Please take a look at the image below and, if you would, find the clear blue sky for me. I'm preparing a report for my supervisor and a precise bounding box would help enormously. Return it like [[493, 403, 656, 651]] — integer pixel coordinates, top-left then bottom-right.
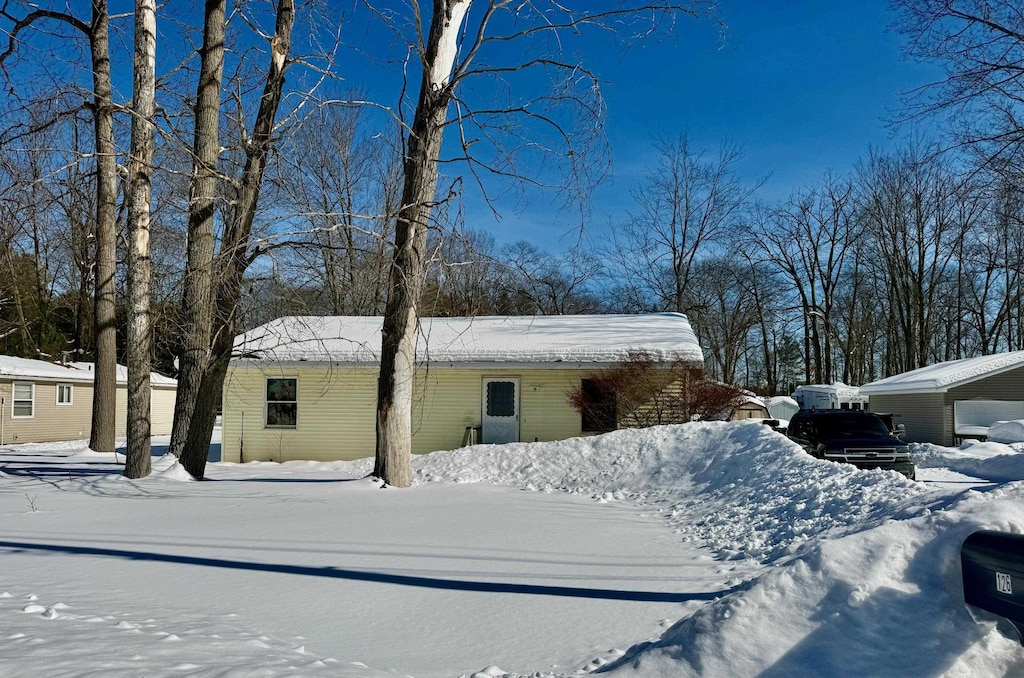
[[199, 0, 945, 252], [391, 0, 944, 250]]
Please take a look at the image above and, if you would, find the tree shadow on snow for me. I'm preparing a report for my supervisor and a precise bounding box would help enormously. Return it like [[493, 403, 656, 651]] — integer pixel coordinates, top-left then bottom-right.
[[0, 463, 116, 480], [0, 539, 739, 603], [145, 441, 221, 462]]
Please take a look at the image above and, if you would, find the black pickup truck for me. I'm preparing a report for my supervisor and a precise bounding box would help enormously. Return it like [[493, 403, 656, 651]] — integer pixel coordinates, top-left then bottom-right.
[[787, 409, 916, 480]]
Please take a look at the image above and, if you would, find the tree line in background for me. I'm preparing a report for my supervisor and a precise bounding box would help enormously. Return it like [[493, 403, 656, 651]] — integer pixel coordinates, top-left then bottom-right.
[[0, 0, 1021, 485], [250, 131, 1024, 397]]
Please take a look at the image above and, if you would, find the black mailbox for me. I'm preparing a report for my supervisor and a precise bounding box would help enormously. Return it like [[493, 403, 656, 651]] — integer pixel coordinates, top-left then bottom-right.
[[961, 530, 1024, 643]]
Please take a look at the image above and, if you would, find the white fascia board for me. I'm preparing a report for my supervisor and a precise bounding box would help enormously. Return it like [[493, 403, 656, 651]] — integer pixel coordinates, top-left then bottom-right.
[[858, 384, 950, 396]]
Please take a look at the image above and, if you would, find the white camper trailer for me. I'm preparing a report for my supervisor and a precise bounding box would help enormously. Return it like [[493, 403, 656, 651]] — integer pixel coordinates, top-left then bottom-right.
[[792, 383, 868, 411]]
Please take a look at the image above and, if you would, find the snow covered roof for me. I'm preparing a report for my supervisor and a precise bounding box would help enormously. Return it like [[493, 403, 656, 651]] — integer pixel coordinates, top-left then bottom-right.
[[736, 390, 766, 408], [793, 382, 863, 397], [764, 396, 799, 409], [0, 355, 176, 387], [860, 351, 1024, 395], [233, 314, 704, 366]]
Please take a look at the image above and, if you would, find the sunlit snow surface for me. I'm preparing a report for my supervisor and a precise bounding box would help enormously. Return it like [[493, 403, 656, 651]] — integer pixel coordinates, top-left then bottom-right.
[[2, 423, 1024, 677]]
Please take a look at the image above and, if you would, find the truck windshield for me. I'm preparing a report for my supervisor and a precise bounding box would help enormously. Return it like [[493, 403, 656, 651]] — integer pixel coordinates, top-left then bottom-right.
[[816, 415, 891, 439]]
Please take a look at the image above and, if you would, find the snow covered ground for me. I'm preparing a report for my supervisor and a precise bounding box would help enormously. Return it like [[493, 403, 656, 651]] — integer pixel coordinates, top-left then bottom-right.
[[2, 421, 1024, 677]]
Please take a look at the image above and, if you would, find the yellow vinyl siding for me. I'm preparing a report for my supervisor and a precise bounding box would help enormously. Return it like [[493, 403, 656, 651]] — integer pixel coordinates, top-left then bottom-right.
[[221, 364, 375, 463], [0, 378, 177, 444], [516, 371, 585, 442], [2, 380, 93, 443], [115, 386, 128, 436], [150, 386, 176, 435], [221, 364, 592, 463]]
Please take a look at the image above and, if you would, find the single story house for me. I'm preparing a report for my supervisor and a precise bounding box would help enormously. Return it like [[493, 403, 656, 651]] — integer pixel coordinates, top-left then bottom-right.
[[860, 351, 1024, 445], [222, 313, 704, 463], [0, 356, 177, 445]]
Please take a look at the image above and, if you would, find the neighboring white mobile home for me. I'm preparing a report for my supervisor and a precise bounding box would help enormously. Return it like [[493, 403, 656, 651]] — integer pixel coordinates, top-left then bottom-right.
[[223, 314, 705, 463], [0, 356, 177, 444], [792, 383, 868, 411]]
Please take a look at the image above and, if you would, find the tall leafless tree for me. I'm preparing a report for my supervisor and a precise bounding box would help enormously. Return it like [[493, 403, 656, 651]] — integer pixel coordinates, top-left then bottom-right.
[[607, 136, 755, 314], [174, 0, 295, 480], [746, 176, 859, 384], [124, 0, 157, 478], [894, 0, 1024, 169], [89, 0, 119, 455], [167, 0, 227, 462], [856, 143, 972, 373], [373, 1, 716, 487], [0, 0, 120, 453]]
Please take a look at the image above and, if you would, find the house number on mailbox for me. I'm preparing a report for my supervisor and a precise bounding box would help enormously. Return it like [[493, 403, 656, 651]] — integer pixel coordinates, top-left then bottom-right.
[[996, 571, 1013, 595]]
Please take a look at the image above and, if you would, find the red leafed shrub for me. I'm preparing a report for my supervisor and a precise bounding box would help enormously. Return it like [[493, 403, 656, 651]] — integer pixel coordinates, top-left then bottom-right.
[[567, 351, 746, 430]]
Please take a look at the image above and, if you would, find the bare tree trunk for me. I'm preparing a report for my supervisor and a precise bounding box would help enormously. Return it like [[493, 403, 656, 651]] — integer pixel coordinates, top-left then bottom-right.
[[0, 4, 118, 448], [375, 0, 472, 488], [89, 0, 118, 453], [169, 0, 227, 461], [177, 0, 294, 479], [124, 0, 157, 479]]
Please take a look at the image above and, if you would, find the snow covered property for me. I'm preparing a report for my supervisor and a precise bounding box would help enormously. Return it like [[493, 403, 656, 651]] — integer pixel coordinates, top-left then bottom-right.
[[3, 422, 1024, 676], [0, 355, 177, 444], [222, 313, 704, 462], [861, 351, 1024, 445]]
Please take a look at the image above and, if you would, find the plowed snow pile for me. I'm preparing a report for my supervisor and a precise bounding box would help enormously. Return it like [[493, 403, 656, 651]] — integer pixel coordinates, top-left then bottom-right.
[[2, 421, 1024, 677]]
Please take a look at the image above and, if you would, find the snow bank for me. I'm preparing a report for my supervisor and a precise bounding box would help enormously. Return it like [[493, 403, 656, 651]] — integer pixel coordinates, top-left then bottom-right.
[[601, 484, 1024, 677], [415, 421, 925, 562], [414, 424, 1024, 676], [988, 420, 1024, 444], [914, 441, 1024, 483], [7, 422, 1024, 676]]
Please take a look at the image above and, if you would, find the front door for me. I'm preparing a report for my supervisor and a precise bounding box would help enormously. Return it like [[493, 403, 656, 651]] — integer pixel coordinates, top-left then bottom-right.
[[482, 378, 520, 444]]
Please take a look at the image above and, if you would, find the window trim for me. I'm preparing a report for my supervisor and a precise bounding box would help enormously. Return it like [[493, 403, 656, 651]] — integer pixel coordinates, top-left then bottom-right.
[[56, 382, 74, 406], [264, 376, 298, 429], [12, 381, 35, 419]]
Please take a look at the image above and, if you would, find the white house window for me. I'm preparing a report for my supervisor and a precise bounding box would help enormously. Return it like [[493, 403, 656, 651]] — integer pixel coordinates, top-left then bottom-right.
[[266, 377, 297, 428], [57, 383, 73, 406], [12, 382, 34, 418]]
